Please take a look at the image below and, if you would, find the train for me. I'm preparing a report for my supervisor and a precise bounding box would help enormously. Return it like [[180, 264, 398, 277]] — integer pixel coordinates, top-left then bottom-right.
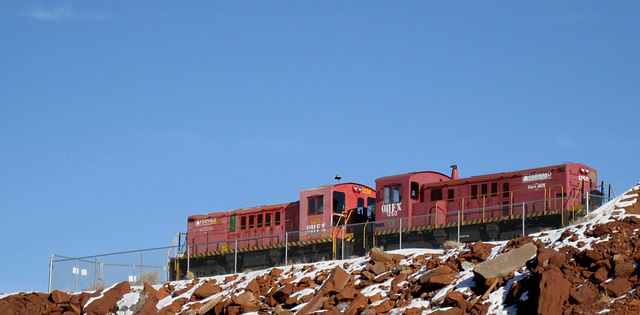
[[170, 162, 609, 279]]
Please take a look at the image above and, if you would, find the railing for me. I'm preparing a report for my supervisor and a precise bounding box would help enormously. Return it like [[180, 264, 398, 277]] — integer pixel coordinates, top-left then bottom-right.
[[49, 192, 611, 292]]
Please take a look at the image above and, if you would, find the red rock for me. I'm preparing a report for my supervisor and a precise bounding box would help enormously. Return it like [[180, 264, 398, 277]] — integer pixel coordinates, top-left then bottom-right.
[[370, 261, 388, 275], [49, 290, 70, 304], [615, 261, 636, 278], [368, 292, 383, 304], [420, 265, 455, 284], [431, 307, 464, 315], [0, 293, 52, 315], [374, 271, 392, 283], [155, 287, 170, 301], [537, 248, 566, 268], [225, 274, 238, 283], [83, 281, 131, 315], [159, 299, 183, 314], [373, 299, 395, 313], [570, 283, 599, 304], [197, 295, 224, 315], [136, 290, 160, 315], [594, 267, 609, 284], [370, 247, 395, 264], [443, 291, 468, 311], [536, 267, 571, 315], [194, 281, 222, 300], [227, 305, 241, 315], [319, 266, 350, 294], [270, 268, 284, 278], [605, 278, 633, 298], [423, 274, 457, 290], [336, 285, 356, 301], [392, 270, 409, 287], [343, 294, 368, 315], [294, 293, 323, 314], [232, 290, 256, 305]]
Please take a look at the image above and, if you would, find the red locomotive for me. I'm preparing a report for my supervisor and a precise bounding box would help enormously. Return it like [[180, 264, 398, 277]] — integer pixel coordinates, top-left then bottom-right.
[[374, 163, 602, 248], [171, 162, 607, 278], [178, 182, 375, 277]]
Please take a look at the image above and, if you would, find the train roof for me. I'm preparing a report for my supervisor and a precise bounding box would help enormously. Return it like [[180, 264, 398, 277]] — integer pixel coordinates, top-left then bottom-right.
[[424, 162, 594, 188], [299, 182, 375, 192], [375, 171, 451, 182], [188, 201, 299, 220]]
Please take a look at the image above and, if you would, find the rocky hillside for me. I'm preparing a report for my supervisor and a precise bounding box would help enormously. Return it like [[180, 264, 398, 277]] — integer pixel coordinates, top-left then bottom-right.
[[1, 183, 639, 315]]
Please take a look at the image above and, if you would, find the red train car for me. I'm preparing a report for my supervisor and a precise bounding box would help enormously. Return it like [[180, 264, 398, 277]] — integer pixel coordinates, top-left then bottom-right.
[[185, 182, 375, 255], [187, 201, 299, 255], [375, 163, 599, 232], [298, 183, 376, 241]]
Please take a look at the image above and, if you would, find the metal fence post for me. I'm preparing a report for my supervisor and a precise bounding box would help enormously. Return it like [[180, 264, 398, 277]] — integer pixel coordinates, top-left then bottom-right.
[[399, 218, 403, 250], [75, 259, 79, 292], [94, 257, 98, 290], [285, 232, 289, 266], [140, 251, 144, 285], [187, 244, 190, 276], [586, 191, 590, 217], [48, 254, 54, 293], [457, 211, 461, 243], [522, 202, 526, 237], [234, 239, 238, 274]]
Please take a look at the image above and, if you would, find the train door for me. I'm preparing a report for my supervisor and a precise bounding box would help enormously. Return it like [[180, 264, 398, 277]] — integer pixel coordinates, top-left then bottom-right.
[[332, 191, 346, 238], [487, 182, 501, 218], [307, 195, 325, 240]]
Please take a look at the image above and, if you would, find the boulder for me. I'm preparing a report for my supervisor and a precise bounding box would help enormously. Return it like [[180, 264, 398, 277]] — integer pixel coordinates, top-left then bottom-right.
[[605, 278, 633, 298], [536, 266, 572, 315], [318, 266, 350, 294], [193, 281, 222, 300], [473, 242, 537, 285], [83, 281, 131, 315], [49, 290, 70, 304]]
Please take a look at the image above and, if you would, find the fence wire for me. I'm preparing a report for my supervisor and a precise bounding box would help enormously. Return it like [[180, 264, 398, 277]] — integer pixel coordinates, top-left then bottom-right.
[[49, 193, 611, 292]]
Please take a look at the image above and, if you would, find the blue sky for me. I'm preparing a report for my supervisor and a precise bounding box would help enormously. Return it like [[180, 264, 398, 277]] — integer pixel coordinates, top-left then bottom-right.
[[1, 1, 638, 293]]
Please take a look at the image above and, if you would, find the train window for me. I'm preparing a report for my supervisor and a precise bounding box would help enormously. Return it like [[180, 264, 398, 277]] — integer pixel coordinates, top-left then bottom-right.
[[241, 216, 246, 229], [257, 214, 263, 227], [430, 188, 443, 201], [481, 184, 488, 196], [249, 215, 255, 228], [308, 196, 324, 215], [447, 189, 454, 200], [503, 183, 509, 198], [384, 185, 402, 203], [333, 191, 345, 213], [491, 182, 498, 197], [471, 185, 478, 199], [265, 213, 271, 226], [367, 197, 376, 219], [410, 182, 419, 200], [384, 185, 401, 203], [275, 212, 281, 225], [230, 215, 236, 232], [357, 198, 365, 215]]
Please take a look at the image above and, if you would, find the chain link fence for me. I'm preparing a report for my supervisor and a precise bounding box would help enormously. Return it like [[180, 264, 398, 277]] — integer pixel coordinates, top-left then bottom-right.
[[49, 247, 172, 292], [49, 192, 611, 292]]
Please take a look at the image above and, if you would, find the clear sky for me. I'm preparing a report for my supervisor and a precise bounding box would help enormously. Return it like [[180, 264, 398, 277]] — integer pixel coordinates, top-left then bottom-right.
[[1, 1, 638, 293]]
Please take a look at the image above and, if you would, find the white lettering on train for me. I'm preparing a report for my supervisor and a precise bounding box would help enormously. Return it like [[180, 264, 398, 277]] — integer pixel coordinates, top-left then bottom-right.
[[522, 171, 552, 183], [306, 223, 326, 232], [381, 202, 402, 217]]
